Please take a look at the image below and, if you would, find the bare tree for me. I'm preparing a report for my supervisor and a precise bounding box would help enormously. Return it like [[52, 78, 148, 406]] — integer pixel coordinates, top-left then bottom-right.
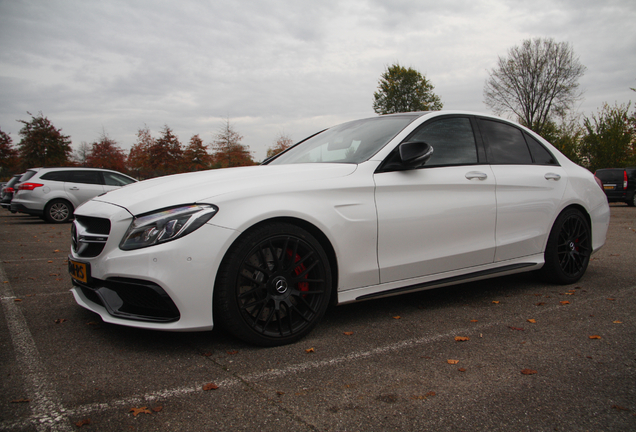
[[484, 38, 586, 135]]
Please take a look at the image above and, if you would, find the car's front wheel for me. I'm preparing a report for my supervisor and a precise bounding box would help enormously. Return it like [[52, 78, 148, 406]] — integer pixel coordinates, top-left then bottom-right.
[[214, 222, 332, 346], [540, 208, 591, 285], [44, 199, 74, 223]]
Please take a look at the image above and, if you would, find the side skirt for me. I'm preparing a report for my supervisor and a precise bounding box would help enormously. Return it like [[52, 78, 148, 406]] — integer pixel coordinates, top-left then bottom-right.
[[350, 262, 538, 302]]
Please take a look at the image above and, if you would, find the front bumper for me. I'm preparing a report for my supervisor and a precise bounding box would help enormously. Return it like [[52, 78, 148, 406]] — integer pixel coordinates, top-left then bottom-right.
[[69, 200, 239, 332], [71, 274, 180, 322]]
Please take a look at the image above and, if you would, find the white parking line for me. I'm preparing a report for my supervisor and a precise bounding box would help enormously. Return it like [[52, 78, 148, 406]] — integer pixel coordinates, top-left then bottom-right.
[[0, 264, 73, 432]]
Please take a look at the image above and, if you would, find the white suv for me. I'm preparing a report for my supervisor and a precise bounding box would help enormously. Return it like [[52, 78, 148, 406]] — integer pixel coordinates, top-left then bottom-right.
[[11, 167, 137, 223]]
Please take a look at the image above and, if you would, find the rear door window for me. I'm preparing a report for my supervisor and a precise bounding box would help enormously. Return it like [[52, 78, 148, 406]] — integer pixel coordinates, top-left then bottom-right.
[[69, 171, 103, 185], [478, 119, 532, 164]]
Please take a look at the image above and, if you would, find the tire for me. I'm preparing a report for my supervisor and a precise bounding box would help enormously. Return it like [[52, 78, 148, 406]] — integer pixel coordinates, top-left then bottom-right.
[[214, 222, 332, 346], [44, 199, 74, 223], [539, 208, 591, 285], [629, 193, 636, 207]]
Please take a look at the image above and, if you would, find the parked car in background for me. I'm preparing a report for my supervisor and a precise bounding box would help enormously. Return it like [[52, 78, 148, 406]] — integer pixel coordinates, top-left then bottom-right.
[[594, 167, 636, 206], [11, 167, 137, 223], [68, 111, 610, 346], [1, 173, 24, 211]]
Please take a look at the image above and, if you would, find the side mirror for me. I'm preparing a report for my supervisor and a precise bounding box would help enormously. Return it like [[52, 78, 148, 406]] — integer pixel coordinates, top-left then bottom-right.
[[398, 141, 434, 168]]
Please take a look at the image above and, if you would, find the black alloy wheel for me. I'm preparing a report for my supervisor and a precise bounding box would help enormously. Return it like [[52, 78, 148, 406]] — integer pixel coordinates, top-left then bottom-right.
[[214, 223, 332, 346], [540, 208, 591, 285]]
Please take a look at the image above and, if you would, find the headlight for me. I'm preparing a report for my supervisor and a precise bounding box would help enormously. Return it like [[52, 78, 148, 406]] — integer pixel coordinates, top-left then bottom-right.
[[120, 204, 218, 250]]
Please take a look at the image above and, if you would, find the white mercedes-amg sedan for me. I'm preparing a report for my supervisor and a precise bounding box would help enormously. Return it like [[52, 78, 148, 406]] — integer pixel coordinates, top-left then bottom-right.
[[68, 111, 610, 346]]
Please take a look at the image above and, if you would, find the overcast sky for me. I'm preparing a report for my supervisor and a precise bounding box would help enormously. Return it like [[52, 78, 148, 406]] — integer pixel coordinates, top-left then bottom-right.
[[1, 0, 635, 161]]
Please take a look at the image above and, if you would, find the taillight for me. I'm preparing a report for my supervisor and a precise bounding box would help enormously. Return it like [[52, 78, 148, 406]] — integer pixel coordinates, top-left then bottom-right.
[[6, 187, 14, 193], [624, 170, 628, 189], [594, 175, 604, 191], [18, 183, 44, 191]]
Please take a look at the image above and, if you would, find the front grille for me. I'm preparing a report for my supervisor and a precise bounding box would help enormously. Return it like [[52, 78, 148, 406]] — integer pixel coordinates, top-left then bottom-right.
[[72, 216, 111, 257]]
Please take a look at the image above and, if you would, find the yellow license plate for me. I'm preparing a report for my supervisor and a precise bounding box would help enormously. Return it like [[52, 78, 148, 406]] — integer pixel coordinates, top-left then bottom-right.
[[68, 259, 89, 284], [603, 185, 615, 190]]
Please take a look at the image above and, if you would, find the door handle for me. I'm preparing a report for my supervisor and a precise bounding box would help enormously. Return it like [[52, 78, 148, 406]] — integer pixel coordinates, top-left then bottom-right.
[[68, 187, 80, 190], [465, 171, 488, 180], [544, 173, 561, 181]]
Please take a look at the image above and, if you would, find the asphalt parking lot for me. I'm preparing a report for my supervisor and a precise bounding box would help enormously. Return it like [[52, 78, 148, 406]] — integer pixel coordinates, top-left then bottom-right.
[[1, 205, 635, 432]]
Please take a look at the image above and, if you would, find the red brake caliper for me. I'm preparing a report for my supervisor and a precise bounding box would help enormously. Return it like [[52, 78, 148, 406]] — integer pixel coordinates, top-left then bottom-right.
[[287, 250, 309, 292]]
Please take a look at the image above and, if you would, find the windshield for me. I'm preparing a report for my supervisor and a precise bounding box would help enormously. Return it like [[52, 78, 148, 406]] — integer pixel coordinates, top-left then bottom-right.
[[268, 115, 419, 165]]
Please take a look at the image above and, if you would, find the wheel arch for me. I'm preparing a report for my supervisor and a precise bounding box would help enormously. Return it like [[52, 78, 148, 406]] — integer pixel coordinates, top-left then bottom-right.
[[221, 216, 340, 305], [551, 203, 592, 244]]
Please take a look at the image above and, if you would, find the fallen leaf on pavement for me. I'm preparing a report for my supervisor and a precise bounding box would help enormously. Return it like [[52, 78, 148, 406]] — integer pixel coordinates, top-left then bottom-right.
[[492, 301, 500, 304], [305, 347, 315, 353], [54, 318, 67, 324], [129, 407, 151, 416], [589, 335, 602, 339], [527, 319, 536, 323], [447, 359, 459, 364], [454, 336, 469, 342], [343, 331, 354, 336], [75, 419, 91, 427], [613, 320, 622, 324], [508, 326, 524, 331], [521, 369, 537, 375], [393, 316, 401, 319], [560, 301, 570, 305], [202, 383, 218, 391]]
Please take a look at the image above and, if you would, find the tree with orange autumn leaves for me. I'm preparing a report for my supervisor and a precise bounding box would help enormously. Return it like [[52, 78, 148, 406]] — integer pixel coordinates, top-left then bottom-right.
[[210, 118, 255, 169]]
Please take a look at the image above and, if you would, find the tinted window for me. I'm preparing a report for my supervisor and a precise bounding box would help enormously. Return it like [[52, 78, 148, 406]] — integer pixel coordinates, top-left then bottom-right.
[[41, 171, 73, 182], [69, 171, 103, 185], [479, 119, 532, 164], [103, 172, 135, 186], [595, 169, 623, 182], [524, 133, 558, 165], [407, 117, 478, 166]]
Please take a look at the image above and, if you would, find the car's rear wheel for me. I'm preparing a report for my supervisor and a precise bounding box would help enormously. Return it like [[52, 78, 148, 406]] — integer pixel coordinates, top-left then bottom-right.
[[540, 208, 591, 285], [214, 222, 332, 346], [629, 193, 636, 207], [44, 199, 74, 223]]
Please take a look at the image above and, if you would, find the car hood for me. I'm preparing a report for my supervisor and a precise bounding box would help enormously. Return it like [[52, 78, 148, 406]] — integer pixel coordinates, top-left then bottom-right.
[[92, 164, 358, 215]]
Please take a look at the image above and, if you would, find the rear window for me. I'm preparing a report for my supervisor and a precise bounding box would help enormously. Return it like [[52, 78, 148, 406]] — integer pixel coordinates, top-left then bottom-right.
[[19, 170, 38, 182], [595, 169, 624, 182]]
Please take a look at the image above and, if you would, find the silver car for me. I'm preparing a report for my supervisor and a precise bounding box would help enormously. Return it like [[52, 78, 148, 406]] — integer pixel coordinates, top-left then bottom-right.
[[11, 167, 136, 223]]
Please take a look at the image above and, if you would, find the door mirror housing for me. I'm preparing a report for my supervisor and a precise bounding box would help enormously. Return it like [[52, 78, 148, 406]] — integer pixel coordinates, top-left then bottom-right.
[[399, 141, 434, 168]]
